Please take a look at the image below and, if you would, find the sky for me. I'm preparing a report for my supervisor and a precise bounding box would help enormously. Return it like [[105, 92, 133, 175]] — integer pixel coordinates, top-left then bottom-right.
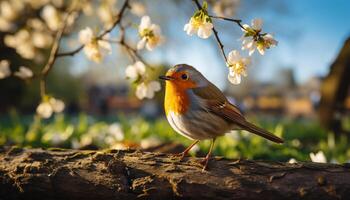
[[69, 0, 350, 90]]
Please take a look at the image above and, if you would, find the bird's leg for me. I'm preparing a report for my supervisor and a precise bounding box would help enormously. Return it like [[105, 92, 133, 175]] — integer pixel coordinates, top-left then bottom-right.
[[175, 140, 199, 160], [200, 138, 216, 171]]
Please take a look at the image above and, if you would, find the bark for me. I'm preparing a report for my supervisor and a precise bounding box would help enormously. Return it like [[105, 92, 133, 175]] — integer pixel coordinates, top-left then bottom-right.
[[1, 146, 350, 200], [319, 36, 350, 134]]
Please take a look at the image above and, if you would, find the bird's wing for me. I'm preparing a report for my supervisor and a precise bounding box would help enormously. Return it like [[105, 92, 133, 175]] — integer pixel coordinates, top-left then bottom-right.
[[192, 84, 284, 144], [192, 82, 242, 115]]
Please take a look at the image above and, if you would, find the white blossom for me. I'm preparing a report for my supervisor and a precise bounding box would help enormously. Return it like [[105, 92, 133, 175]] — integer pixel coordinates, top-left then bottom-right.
[[36, 97, 65, 119], [0, 60, 11, 79], [32, 31, 53, 48], [78, 27, 112, 62], [184, 17, 213, 39], [257, 34, 278, 55], [140, 137, 161, 149], [14, 66, 33, 79], [97, 0, 117, 28], [288, 158, 298, 164], [130, 1, 146, 17], [0, 17, 13, 31], [135, 81, 161, 99], [0, 1, 18, 21], [241, 18, 278, 55], [125, 61, 146, 80], [36, 101, 53, 119], [212, 0, 239, 17], [310, 151, 327, 163], [41, 4, 62, 31], [227, 50, 250, 85], [137, 16, 163, 51], [108, 123, 124, 141], [49, 98, 65, 113], [4, 29, 36, 59]]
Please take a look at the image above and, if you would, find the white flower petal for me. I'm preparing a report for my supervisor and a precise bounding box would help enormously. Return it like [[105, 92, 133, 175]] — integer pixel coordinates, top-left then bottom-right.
[[135, 61, 146, 74], [251, 18, 263, 30], [228, 72, 241, 85], [228, 50, 240, 64], [14, 66, 33, 79], [139, 15, 151, 31], [36, 102, 53, 118], [125, 65, 138, 79], [135, 83, 147, 99], [197, 25, 212, 39], [137, 37, 147, 50], [79, 27, 94, 44], [310, 151, 327, 163]]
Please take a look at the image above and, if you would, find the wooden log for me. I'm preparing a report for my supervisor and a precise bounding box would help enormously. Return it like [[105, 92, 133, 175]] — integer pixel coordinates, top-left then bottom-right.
[[0, 146, 349, 200]]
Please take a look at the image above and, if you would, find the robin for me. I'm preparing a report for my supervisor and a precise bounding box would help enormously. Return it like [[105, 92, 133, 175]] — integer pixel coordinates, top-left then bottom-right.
[[159, 64, 283, 171]]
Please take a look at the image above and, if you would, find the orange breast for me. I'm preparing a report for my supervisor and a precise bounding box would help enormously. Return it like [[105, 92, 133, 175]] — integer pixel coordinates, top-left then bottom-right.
[[164, 82, 190, 115]]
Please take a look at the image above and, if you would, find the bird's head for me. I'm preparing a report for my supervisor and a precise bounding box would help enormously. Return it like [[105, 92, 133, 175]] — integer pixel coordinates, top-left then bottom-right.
[[159, 64, 208, 90]]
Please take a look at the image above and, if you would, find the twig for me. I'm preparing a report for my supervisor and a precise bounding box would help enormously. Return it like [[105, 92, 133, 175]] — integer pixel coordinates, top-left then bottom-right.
[[40, 9, 76, 98], [56, 0, 130, 57], [192, 0, 228, 63], [101, 24, 151, 68], [208, 15, 245, 30]]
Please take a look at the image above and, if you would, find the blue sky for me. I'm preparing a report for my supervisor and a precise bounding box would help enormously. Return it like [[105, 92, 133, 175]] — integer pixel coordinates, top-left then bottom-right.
[[150, 0, 350, 88], [70, 0, 350, 89]]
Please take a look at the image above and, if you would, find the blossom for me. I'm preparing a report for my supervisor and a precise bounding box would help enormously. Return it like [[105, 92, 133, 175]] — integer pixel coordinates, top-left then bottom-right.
[[49, 97, 65, 113], [288, 158, 298, 164], [97, 0, 117, 28], [137, 16, 163, 51], [184, 3, 213, 39], [0, 17, 13, 31], [130, 1, 146, 17], [241, 18, 278, 55], [106, 123, 124, 144], [257, 34, 278, 55], [140, 137, 161, 149], [14, 66, 33, 79], [212, 0, 239, 18], [226, 50, 250, 84], [135, 81, 161, 99], [78, 27, 112, 62], [41, 5, 62, 31], [184, 19, 213, 39], [125, 61, 146, 80], [32, 31, 53, 48], [0, 60, 11, 79], [310, 151, 327, 163], [4, 29, 36, 59], [0, 1, 18, 21], [36, 101, 53, 119], [36, 97, 65, 118]]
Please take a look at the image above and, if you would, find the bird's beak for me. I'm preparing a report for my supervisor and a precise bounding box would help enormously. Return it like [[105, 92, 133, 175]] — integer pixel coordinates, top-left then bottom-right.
[[159, 75, 174, 81]]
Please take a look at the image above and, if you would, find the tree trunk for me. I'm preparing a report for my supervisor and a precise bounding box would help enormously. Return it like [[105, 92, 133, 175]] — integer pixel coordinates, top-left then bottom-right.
[[0, 146, 349, 200]]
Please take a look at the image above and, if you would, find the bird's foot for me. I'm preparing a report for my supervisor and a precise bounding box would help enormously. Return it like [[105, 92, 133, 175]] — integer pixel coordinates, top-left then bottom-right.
[[173, 152, 186, 161], [199, 157, 210, 172]]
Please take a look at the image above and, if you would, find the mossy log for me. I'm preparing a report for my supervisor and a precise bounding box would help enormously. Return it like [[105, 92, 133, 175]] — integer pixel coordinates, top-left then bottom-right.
[[1, 146, 350, 200]]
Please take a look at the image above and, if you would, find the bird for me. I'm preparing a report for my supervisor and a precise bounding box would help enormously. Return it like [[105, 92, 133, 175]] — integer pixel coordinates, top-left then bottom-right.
[[159, 64, 284, 171]]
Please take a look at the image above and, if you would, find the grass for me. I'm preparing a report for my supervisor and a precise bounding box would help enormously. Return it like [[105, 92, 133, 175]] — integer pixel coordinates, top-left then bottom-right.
[[0, 111, 349, 163]]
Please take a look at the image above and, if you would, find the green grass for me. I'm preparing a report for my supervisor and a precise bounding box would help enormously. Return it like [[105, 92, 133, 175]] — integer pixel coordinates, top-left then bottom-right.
[[0, 111, 349, 163]]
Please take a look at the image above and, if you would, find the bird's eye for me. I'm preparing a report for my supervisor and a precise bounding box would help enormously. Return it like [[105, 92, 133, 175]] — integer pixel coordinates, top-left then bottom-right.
[[181, 73, 188, 80]]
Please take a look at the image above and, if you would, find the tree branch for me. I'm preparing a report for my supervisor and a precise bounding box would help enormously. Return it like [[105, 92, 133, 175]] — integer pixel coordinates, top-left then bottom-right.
[[208, 15, 245, 30], [192, 0, 228, 63], [56, 0, 130, 57]]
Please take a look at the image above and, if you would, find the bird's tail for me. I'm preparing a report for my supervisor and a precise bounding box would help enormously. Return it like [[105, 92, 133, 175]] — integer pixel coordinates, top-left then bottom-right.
[[240, 121, 284, 144]]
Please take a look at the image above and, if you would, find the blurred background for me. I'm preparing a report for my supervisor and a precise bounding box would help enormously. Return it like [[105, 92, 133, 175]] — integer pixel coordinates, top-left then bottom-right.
[[1, 0, 350, 163]]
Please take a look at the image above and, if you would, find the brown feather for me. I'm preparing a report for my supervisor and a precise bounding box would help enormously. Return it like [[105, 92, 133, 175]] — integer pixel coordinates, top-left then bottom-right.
[[211, 102, 284, 143], [192, 84, 283, 143]]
